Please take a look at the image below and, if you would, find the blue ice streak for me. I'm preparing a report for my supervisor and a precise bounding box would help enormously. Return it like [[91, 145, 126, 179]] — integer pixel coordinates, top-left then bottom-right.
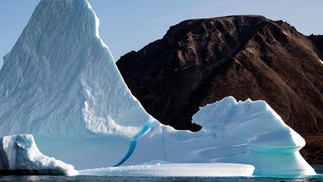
[[113, 117, 156, 167]]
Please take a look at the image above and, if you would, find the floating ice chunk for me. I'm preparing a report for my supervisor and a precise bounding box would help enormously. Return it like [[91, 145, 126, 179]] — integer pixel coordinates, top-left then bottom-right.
[[0, 134, 78, 175], [80, 162, 255, 177]]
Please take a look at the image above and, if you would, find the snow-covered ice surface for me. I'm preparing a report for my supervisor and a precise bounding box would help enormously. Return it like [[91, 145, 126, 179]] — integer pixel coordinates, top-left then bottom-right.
[[0, 134, 78, 175], [80, 161, 255, 177], [0, 0, 316, 176]]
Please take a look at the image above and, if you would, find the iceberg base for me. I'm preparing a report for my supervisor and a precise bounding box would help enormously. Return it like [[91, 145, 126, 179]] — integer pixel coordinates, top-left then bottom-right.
[[80, 162, 255, 177]]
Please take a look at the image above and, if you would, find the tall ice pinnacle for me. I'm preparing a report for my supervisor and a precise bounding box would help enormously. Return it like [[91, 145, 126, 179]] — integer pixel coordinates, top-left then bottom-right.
[[0, 0, 150, 137]]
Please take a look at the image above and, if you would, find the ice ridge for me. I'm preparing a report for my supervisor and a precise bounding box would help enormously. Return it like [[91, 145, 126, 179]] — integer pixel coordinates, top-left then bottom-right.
[[0, 0, 150, 137]]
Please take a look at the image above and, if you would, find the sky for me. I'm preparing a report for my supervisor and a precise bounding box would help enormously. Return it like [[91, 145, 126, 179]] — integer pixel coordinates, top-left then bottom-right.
[[0, 0, 323, 68]]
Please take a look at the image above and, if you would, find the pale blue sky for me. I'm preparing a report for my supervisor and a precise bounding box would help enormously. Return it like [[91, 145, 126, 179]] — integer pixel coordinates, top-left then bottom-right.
[[0, 0, 322, 68]]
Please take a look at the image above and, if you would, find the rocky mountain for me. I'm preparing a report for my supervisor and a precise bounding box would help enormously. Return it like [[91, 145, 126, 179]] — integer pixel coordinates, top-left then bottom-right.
[[117, 15, 323, 163]]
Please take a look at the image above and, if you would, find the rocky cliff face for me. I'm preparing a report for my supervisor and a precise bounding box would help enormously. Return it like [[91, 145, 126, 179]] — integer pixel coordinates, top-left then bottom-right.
[[117, 15, 323, 163]]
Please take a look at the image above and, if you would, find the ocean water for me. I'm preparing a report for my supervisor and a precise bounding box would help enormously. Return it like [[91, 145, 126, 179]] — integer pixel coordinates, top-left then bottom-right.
[[1, 175, 323, 182], [0, 165, 322, 182]]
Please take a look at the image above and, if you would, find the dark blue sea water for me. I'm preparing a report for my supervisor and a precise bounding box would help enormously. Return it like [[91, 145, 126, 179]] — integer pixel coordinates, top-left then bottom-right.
[[1, 175, 323, 182], [0, 165, 322, 182]]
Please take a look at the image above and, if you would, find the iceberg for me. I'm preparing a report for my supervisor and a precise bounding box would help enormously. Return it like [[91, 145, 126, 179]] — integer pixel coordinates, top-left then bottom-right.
[[0, 0, 316, 176], [0, 134, 78, 175], [0, 0, 149, 170], [0, 0, 149, 137], [192, 97, 316, 175]]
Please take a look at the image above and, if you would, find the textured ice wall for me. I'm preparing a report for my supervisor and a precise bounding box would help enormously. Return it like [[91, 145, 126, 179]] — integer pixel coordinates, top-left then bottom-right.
[[192, 96, 315, 175], [128, 97, 316, 175], [0, 0, 149, 137], [0, 134, 78, 175], [0, 0, 152, 170]]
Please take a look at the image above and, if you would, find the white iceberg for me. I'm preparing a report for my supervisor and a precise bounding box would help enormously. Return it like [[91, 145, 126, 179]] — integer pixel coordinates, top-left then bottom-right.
[[192, 97, 316, 175], [0, 134, 78, 175], [0, 0, 149, 170], [0, 0, 316, 176]]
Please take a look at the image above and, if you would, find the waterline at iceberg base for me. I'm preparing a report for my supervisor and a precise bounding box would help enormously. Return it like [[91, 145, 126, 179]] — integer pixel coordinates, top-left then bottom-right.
[[0, 0, 316, 177]]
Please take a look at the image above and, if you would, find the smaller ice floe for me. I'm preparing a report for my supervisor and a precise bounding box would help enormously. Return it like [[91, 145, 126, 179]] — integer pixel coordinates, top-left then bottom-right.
[[80, 161, 255, 176], [0, 134, 78, 175]]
